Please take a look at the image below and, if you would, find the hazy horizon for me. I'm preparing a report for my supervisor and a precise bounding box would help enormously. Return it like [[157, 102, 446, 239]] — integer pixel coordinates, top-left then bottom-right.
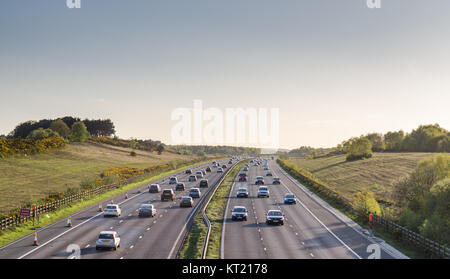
[[1, 1, 449, 149]]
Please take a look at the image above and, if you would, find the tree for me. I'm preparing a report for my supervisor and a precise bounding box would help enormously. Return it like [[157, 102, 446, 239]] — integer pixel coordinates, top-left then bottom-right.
[[69, 122, 90, 142], [365, 133, 385, 152], [27, 128, 60, 140], [156, 144, 165, 155], [50, 119, 71, 138], [384, 130, 404, 151], [196, 150, 206, 157], [346, 137, 373, 161]]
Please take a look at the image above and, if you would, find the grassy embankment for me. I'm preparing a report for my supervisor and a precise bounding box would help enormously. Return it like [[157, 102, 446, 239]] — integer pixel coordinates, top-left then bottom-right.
[[0, 142, 196, 213], [179, 160, 247, 259], [0, 154, 215, 247], [287, 152, 435, 202]]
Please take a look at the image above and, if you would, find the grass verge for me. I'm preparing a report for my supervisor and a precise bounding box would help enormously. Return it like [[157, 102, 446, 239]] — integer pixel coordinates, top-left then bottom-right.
[[0, 158, 217, 248], [178, 160, 248, 259]]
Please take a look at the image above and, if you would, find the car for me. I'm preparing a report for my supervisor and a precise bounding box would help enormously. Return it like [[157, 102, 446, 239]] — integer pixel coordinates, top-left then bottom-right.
[[272, 177, 281, 185], [217, 167, 223, 173], [161, 189, 175, 201], [236, 188, 249, 198], [104, 204, 121, 217], [96, 231, 120, 250], [255, 176, 265, 185], [228, 160, 233, 164], [180, 196, 194, 207], [206, 166, 212, 172], [212, 161, 218, 167], [250, 160, 254, 163], [169, 177, 178, 184], [185, 169, 192, 174], [231, 206, 248, 221], [189, 188, 201, 198], [222, 164, 227, 169], [266, 210, 284, 225], [149, 184, 161, 193], [243, 166, 249, 171], [266, 172, 273, 176], [238, 173, 248, 182], [264, 166, 269, 170], [195, 171, 204, 178], [175, 182, 186, 191], [138, 204, 156, 217], [201, 169, 207, 175], [199, 179, 209, 188], [257, 186, 270, 198], [189, 175, 197, 182], [284, 193, 297, 204]]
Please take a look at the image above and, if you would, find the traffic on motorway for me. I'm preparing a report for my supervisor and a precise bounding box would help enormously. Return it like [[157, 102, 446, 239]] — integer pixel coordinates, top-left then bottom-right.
[[0, 159, 238, 259]]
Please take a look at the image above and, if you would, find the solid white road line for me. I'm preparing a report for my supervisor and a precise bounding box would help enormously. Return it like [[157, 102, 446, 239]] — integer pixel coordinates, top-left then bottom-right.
[[220, 181, 236, 259]]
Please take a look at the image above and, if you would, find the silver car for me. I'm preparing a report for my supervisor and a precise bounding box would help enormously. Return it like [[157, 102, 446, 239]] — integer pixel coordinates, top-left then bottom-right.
[[257, 186, 270, 198], [96, 231, 121, 250]]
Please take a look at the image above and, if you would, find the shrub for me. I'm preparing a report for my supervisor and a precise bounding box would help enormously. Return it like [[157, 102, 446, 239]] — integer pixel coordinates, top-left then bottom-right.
[[352, 191, 381, 216], [130, 151, 137, 157], [346, 137, 373, 161], [69, 121, 90, 142]]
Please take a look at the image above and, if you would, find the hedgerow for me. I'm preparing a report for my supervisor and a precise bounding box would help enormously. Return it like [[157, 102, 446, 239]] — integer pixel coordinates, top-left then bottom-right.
[[0, 136, 65, 158]]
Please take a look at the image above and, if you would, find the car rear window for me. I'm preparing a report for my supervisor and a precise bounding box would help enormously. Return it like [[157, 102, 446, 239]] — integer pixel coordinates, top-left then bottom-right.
[[99, 233, 114, 239], [106, 206, 117, 209]]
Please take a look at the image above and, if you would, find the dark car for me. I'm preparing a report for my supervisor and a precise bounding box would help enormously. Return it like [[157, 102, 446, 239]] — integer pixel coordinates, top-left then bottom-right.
[[222, 164, 227, 169], [180, 196, 194, 207], [149, 184, 161, 193], [161, 189, 175, 201], [255, 176, 265, 185], [138, 204, 156, 217], [185, 169, 192, 174], [206, 166, 212, 172], [266, 172, 272, 176], [175, 183, 186, 191], [273, 178, 281, 185], [238, 173, 248, 182], [169, 177, 178, 184], [188, 175, 197, 182], [199, 179, 209, 188], [189, 188, 201, 198]]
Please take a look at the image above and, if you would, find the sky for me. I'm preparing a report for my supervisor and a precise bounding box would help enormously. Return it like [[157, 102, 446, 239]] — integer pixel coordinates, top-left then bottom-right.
[[0, 0, 449, 149]]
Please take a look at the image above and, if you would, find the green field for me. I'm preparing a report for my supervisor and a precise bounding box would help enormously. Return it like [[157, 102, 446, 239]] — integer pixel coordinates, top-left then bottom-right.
[[0, 142, 195, 213], [287, 153, 437, 201]]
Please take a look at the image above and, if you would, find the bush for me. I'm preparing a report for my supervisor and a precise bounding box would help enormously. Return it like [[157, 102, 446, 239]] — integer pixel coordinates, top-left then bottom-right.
[[346, 137, 373, 161], [130, 151, 137, 157], [50, 119, 71, 138], [80, 177, 97, 190], [352, 191, 381, 216], [69, 121, 90, 142], [27, 128, 60, 140], [0, 136, 65, 158]]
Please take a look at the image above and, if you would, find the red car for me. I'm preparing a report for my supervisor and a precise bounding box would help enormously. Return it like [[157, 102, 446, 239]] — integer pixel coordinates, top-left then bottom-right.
[[161, 189, 175, 201], [222, 164, 227, 169]]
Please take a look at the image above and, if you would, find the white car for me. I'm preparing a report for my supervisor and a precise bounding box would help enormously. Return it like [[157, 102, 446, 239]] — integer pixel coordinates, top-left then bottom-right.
[[195, 171, 204, 178], [217, 167, 223, 173], [96, 231, 121, 250], [103, 204, 121, 217], [257, 186, 270, 198]]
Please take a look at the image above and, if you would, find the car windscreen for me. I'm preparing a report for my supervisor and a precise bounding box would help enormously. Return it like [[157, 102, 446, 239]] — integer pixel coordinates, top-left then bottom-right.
[[268, 211, 282, 216], [99, 233, 114, 239], [181, 197, 191, 201], [233, 208, 246, 212], [141, 205, 152, 209]]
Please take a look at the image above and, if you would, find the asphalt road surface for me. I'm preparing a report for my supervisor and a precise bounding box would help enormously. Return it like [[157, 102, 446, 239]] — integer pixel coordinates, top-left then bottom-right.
[[222, 159, 396, 259], [0, 159, 235, 259]]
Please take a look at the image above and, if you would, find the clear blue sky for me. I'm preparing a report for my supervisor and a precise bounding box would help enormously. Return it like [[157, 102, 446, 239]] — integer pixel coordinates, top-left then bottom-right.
[[1, 0, 449, 148]]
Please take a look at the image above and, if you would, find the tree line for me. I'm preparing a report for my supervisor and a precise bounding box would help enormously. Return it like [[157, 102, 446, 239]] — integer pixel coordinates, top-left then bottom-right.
[[337, 124, 449, 161], [170, 145, 260, 156], [7, 116, 115, 139]]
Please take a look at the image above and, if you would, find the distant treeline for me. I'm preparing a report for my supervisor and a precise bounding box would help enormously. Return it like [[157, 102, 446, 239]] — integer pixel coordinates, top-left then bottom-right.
[[286, 146, 335, 158], [8, 116, 115, 139], [339, 124, 449, 153], [90, 136, 165, 154], [170, 145, 260, 156]]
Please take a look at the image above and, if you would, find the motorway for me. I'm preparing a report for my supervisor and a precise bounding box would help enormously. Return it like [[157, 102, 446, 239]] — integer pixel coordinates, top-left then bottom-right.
[[0, 159, 235, 259], [222, 159, 396, 259]]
